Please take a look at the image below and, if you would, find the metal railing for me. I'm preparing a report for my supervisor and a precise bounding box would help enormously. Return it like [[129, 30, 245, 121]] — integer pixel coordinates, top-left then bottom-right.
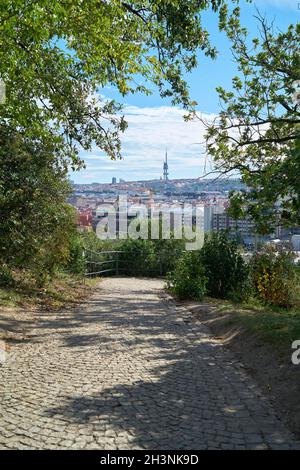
[[84, 249, 123, 277], [84, 248, 166, 278]]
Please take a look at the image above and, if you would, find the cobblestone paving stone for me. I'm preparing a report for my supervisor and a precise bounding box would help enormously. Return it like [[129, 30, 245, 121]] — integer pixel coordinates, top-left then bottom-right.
[[0, 277, 299, 450]]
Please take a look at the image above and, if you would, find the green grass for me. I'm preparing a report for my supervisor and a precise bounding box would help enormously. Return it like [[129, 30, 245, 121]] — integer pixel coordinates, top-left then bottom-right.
[[0, 286, 23, 307], [211, 297, 300, 357]]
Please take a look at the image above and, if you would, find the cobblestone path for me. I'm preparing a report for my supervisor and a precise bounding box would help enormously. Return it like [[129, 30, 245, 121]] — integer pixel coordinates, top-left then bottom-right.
[[0, 278, 299, 449]]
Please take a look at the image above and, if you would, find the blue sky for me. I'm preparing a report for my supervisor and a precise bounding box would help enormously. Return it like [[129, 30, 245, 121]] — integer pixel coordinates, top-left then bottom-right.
[[72, 0, 299, 184]]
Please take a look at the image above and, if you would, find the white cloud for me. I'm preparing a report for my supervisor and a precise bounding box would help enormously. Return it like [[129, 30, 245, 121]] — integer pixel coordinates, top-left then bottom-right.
[[74, 105, 216, 183]]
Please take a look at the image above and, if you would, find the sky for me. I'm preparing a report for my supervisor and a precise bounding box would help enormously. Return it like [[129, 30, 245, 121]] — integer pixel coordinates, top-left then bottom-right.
[[71, 0, 300, 184]]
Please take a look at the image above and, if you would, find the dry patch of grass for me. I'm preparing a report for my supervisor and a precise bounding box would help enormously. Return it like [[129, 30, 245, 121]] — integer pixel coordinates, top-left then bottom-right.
[[0, 272, 99, 312], [0, 273, 100, 348]]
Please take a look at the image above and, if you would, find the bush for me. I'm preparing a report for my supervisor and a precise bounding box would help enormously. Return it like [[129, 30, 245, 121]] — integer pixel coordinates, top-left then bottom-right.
[[0, 125, 80, 286], [250, 246, 296, 308], [152, 237, 186, 276], [118, 239, 157, 277], [0, 264, 14, 287], [65, 233, 86, 275], [117, 235, 185, 277], [166, 251, 207, 300], [69, 232, 185, 278], [70, 232, 123, 277], [200, 232, 249, 300]]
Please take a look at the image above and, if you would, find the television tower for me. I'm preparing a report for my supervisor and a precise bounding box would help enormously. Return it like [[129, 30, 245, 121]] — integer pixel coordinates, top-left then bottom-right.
[[163, 148, 169, 181]]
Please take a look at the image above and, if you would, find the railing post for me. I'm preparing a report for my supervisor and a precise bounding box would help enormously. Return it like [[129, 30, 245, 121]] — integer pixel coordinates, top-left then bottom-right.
[[116, 252, 119, 276], [82, 249, 86, 284]]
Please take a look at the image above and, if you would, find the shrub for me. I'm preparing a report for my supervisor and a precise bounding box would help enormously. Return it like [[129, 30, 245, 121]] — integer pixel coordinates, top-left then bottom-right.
[[118, 239, 157, 277], [200, 231, 249, 300], [65, 233, 86, 275], [0, 125, 78, 284], [0, 264, 14, 287], [250, 246, 296, 308], [166, 251, 207, 300], [117, 235, 185, 277], [152, 237, 186, 276], [72, 231, 123, 277]]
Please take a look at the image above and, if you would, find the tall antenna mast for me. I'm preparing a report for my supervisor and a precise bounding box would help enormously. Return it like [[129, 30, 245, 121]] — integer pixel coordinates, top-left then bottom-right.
[[163, 148, 169, 181]]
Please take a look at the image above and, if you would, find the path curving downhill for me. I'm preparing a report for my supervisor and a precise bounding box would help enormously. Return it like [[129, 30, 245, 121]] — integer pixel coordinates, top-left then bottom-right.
[[0, 277, 299, 450]]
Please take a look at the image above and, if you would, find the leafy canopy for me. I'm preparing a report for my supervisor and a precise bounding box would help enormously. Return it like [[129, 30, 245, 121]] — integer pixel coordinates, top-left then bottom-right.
[[0, 0, 241, 166]]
